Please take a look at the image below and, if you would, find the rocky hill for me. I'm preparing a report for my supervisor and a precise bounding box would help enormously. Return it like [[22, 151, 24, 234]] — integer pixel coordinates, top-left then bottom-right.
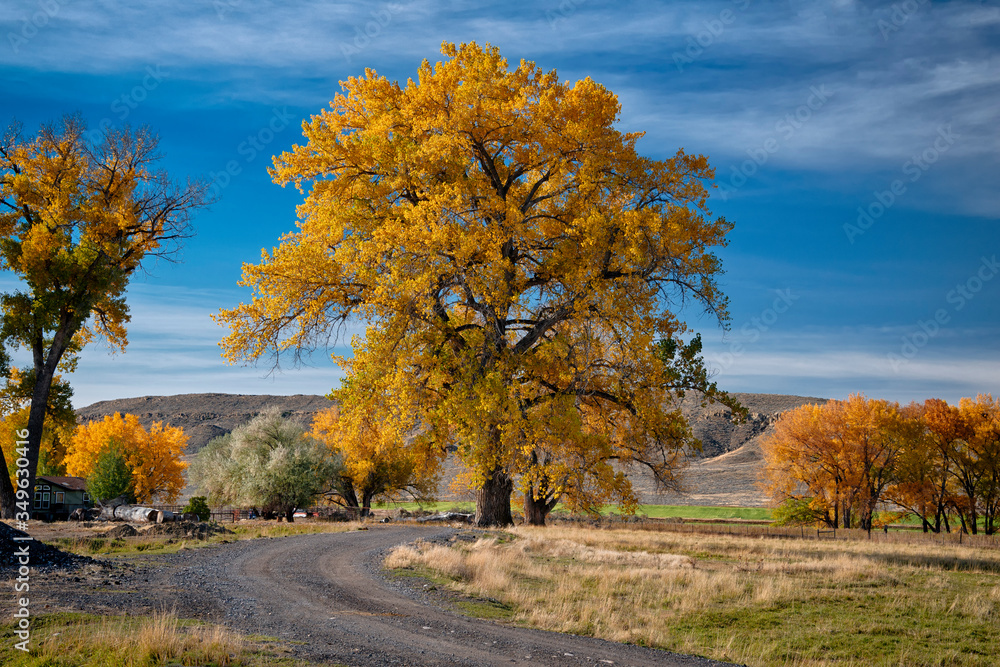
[[75, 393, 337, 454], [683, 392, 828, 458], [75, 391, 827, 506]]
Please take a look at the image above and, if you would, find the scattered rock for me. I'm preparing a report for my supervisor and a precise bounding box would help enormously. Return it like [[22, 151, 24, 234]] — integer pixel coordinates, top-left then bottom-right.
[[140, 522, 233, 540]]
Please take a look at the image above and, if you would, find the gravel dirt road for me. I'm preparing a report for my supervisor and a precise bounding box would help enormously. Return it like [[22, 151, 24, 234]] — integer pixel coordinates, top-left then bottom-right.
[[37, 524, 741, 666]]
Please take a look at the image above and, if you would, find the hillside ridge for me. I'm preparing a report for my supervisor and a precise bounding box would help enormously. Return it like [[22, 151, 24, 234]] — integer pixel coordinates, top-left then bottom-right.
[[76, 391, 828, 506]]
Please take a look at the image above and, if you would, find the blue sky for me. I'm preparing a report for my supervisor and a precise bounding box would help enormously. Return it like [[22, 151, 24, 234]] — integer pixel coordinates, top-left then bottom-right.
[[1, 0, 997, 408]]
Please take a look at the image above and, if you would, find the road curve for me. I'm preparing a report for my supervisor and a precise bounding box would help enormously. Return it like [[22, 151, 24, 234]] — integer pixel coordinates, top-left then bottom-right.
[[158, 525, 741, 667]]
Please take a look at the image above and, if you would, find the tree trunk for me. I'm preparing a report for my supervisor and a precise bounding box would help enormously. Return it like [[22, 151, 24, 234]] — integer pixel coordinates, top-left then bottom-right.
[[361, 488, 374, 518], [0, 459, 16, 519], [285, 506, 295, 522], [5, 320, 73, 519], [475, 467, 513, 527], [19, 356, 58, 520], [523, 487, 558, 526]]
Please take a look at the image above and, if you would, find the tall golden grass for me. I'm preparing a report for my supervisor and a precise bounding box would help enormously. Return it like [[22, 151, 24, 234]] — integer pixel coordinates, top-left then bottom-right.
[[30, 612, 245, 666], [386, 526, 1000, 666]]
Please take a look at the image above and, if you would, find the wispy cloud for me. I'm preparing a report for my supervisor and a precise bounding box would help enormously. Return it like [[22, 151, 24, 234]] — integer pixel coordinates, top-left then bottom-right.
[[3, 282, 354, 408]]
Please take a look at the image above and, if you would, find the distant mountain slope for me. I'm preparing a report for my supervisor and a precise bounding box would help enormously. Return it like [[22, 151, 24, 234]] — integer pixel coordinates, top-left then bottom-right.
[[682, 392, 829, 458], [75, 393, 336, 454]]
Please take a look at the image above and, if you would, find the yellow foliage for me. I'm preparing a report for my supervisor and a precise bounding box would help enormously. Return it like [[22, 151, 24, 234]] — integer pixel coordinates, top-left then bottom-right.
[[0, 115, 209, 511], [765, 394, 948, 531], [216, 42, 734, 522], [64, 413, 187, 503], [1, 405, 75, 482]]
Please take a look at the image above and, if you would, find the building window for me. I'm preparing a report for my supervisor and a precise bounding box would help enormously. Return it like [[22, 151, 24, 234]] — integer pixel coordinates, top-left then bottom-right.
[[83, 492, 90, 503], [33, 492, 40, 509], [42, 492, 50, 509], [55, 492, 65, 504]]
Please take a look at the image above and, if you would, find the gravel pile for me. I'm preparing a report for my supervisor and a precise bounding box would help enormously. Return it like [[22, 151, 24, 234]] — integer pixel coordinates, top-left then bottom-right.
[[0, 521, 93, 572]]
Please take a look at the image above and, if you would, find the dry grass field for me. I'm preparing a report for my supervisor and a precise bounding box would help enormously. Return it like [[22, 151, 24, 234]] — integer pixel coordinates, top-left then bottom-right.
[[386, 524, 1000, 666]]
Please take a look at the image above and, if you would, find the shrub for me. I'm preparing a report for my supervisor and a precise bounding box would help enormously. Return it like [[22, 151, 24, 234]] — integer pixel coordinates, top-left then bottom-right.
[[183, 496, 211, 521]]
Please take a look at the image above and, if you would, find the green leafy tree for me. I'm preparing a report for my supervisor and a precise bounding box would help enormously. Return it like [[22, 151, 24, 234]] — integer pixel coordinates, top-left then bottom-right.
[[771, 498, 826, 527], [0, 115, 210, 518], [189, 409, 343, 522], [183, 496, 211, 521], [87, 443, 136, 504]]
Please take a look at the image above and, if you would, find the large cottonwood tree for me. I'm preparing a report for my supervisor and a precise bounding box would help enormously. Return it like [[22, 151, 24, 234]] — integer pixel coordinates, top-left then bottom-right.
[[0, 115, 209, 517], [217, 43, 737, 526]]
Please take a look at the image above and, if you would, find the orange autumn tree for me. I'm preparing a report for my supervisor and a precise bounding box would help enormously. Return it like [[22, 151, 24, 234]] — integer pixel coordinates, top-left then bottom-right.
[[763, 402, 840, 527], [216, 42, 739, 526], [64, 412, 187, 503], [953, 395, 1000, 534], [763, 394, 911, 531], [886, 399, 960, 533]]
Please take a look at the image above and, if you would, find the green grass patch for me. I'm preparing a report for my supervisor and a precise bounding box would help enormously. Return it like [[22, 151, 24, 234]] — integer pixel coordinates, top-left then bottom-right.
[[631, 504, 771, 521], [0, 611, 318, 666], [454, 598, 516, 621], [374, 501, 476, 513]]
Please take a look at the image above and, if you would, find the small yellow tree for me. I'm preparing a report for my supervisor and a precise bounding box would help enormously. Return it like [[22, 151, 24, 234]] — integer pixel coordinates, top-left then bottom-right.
[[64, 413, 187, 503], [310, 374, 443, 516]]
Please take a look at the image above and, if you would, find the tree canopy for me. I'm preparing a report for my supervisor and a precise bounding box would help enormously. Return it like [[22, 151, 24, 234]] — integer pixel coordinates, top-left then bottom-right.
[[190, 409, 342, 522], [763, 393, 1000, 534], [217, 42, 738, 526], [0, 115, 210, 517], [65, 412, 188, 504], [310, 382, 442, 516], [86, 443, 136, 504]]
